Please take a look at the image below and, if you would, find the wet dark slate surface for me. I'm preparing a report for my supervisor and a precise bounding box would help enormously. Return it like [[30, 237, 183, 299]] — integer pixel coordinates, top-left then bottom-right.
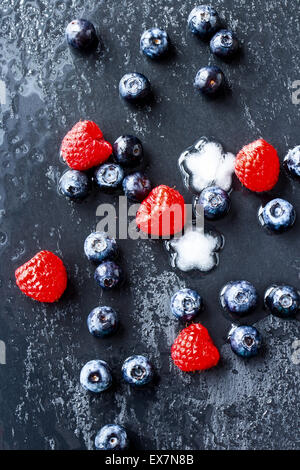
[[0, 0, 300, 450]]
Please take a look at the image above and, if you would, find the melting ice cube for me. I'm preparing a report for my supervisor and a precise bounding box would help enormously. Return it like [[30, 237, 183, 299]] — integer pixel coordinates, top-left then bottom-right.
[[165, 224, 224, 273], [178, 137, 235, 193]]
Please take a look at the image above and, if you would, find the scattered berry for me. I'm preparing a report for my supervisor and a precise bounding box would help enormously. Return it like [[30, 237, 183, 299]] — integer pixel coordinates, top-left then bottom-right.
[[65, 19, 98, 52], [122, 355, 153, 387], [170, 288, 203, 322], [171, 323, 220, 372], [60, 120, 112, 171], [94, 163, 124, 190], [119, 73, 151, 101], [264, 285, 300, 318], [59, 169, 90, 199], [87, 306, 119, 338], [188, 5, 221, 39], [284, 145, 300, 179], [258, 198, 296, 233], [235, 139, 280, 192], [15, 250, 67, 303], [210, 29, 239, 58], [84, 232, 118, 263], [95, 424, 129, 451], [113, 135, 143, 167], [94, 261, 123, 289], [195, 185, 230, 219], [194, 66, 225, 95], [140, 28, 169, 58], [228, 325, 262, 358], [136, 185, 186, 237], [122, 172, 152, 202], [80, 360, 112, 393], [220, 281, 258, 316]]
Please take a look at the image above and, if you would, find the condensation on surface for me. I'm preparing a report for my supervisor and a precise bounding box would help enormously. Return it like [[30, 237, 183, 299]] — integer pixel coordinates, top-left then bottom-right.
[[0, 0, 299, 450]]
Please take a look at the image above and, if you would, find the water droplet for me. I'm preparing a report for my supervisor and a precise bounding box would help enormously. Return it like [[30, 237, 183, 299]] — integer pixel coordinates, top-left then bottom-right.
[[0, 231, 7, 245]]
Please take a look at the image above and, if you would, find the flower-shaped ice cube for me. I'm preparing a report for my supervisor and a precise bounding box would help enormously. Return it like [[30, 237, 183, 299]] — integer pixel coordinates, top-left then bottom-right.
[[178, 137, 235, 193], [165, 224, 224, 273]]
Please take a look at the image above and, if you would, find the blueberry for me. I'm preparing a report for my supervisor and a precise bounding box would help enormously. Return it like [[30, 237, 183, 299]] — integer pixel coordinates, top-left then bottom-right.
[[264, 285, 300, 318], [80, 360, 112, 393], [94, 261, 123, 289], [95, 424, 129, 451], [229, 325, 262, 358], [113, 135, 143, 167], [210, 29, 239, 58], [194, 66, 225, 95], [95, 163, 124, 190], [65, 19, 98, 52], [170, 288, 203, 322], [188, 5, 221, 39], [87, 306, 118, 338], [59, 170, 90, 199], [220, 281, 258, 316], [258, 198, 296, 233], [119, 73, 151, 101], [122, 172, 152, 202], [140, 28, 169, 58], [84, 232, 118, 263], [122, 355, 153, 387], [284, 145, 300, 179], [195, 185, 230, 219]]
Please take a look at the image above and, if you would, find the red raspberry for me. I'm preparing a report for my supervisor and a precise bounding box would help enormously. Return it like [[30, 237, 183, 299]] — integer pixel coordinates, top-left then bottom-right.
[[15, 251, 67, 303], [60, 120, 112, 171], [136, 185, 186, 237], [171, 323, 220, 372], [235, 139, 280, 192]]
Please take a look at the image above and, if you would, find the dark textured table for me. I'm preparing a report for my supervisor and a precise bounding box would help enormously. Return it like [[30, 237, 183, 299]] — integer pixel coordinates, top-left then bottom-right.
[[0, 0, 299, 450]]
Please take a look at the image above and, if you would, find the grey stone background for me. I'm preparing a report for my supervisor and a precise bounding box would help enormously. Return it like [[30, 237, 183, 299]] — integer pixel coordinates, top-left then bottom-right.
[[0, 0, 299, 450]]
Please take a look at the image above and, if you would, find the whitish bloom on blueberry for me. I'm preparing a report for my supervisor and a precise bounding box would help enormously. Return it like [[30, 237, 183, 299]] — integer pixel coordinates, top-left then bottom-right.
[[194, 185, 230, 220], [284, 145, 300, 179], [210, 29, 239, 58], [188, 5, 221, 39], [94, 163, 124, 190], [84, 232, 118, 263], [264, 285, 300, 318], [220, 281, 258, 316], [165, 224, 223, 273], [59, 170, 90, 199], [80, 360, 112, 393], [171, 288, 203, 322], [258, 198, 296, 233], [119, 73, 151, 101], [178, 137, 235, 193], [95, 424, 129, 450], [194, 66, 225, 95], [228, 325, 262, 358], [66, 19, 98, 52], [140, 28, 169, 58], [122, 355, 154, 387], [87, 306, 119, 337]]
